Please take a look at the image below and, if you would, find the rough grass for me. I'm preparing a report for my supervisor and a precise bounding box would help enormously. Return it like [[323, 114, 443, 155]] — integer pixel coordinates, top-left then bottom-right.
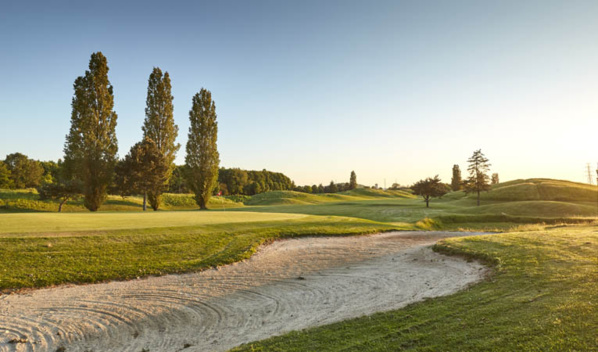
[[231, 225, 598, 352]]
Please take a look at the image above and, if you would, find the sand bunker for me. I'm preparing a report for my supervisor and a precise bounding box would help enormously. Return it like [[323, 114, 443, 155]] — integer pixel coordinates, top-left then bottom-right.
[[0, 231, 488, 352]]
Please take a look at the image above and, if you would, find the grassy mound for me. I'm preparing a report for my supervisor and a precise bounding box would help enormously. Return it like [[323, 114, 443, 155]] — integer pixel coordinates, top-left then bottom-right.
[[477, 179, 597, 202], [245, 189, 414, 206]]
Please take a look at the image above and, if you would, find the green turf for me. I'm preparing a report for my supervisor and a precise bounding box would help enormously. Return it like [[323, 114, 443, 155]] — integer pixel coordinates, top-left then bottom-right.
[[0, 214, 403, 290], [0, 211, 306, 235], [231, 225, 598, 352]]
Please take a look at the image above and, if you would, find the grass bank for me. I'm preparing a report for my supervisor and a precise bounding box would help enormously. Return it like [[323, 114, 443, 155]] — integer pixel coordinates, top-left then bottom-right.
[[231, 225, 598, 351], [0, 189, 244, 212]]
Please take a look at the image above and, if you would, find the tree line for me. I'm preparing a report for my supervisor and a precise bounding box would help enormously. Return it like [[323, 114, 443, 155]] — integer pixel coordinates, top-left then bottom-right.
[[293, 170, 358, 194], [164, 166, 296, 196]]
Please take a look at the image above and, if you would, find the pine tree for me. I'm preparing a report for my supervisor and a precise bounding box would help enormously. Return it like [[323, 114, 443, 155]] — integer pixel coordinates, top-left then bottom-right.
[[37, 180, 82, 212], [63, 52, 118, 211], [185, 89, 220, 209], [464, 149, 491, 206], [349, 171, 357, 190], [451, 164, 462, 191], [142, 67, 179, 210]]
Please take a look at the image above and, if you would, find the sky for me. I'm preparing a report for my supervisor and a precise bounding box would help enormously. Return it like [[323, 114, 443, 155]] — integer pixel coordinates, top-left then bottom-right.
[[1, 0, 597, 187]]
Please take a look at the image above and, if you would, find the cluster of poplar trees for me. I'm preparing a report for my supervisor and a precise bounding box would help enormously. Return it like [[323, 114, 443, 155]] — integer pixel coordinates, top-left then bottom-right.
[[56, 52, 220, 211]]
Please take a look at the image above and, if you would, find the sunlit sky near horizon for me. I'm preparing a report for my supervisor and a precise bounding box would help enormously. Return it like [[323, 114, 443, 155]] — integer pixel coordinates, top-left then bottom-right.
[[1, 0, 597, 187]]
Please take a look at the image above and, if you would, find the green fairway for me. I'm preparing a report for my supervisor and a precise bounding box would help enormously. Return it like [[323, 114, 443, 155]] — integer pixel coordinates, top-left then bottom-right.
[[0, 214, 402, 290], [231, 225, 598, 351], [0, 211, 305, 235]]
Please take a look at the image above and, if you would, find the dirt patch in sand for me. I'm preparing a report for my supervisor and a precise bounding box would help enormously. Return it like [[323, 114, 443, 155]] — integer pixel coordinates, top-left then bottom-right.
[[0, 231, 489, 352]]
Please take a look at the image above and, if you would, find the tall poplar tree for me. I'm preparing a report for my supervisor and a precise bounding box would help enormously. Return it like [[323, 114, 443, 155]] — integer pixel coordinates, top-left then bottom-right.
[[63, 52, 118, 211], [349, 171, 357, 190], [185, 89, 219, 209], [451, 164, 462, 191], [142, 67, 179, 210], [464, 149, 491, 206]]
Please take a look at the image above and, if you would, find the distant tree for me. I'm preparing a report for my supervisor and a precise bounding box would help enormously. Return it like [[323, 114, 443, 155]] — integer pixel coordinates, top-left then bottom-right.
[[464, 149, 491, 206], [311, 184, 319, 193], [390, 183, 401, 190], [4, 153, 44, 188], [0, 161, 13, 189], [491, 173, 499, 185], [411, 175, 449, 208], [116, 138, 169, 211], [142, 67, 180, 210], [328, 181, 338, 193], [39, 160, 60, 184], [451, 164, 462, 191], [168, 165, 189, 193], [349, 171, 357, 190], [38, 180, 82, 212], [63, 52, 118, 211], [185, 89, 220, 209]]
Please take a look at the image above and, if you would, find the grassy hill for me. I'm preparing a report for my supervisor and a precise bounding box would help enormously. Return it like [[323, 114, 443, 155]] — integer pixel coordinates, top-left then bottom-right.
[[245, 188, 415, 206], [232, 179, 598, 228], [474, 178, 597, 202]]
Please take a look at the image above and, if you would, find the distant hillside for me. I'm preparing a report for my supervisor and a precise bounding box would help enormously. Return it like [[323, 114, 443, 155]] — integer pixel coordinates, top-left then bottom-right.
[[244, 188, 415, 206], [473, 178, 597, 202]]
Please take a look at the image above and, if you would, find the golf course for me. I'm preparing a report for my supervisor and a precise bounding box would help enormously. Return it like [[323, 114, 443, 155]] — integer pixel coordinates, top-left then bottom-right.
[[0, 178, 596, 351]]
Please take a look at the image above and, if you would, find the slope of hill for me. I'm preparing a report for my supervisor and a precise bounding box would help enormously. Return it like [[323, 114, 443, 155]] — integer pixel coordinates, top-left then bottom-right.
[[244, 188, 415, 206], [474, 179, 597, 202]]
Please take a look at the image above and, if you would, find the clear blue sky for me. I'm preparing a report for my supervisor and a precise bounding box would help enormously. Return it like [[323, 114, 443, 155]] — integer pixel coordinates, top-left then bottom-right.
[[1, 0, 597, 186]]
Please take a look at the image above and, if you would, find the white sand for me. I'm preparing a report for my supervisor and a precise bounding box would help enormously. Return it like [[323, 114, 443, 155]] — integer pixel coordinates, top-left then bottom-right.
[[0, 231, 489, 352]]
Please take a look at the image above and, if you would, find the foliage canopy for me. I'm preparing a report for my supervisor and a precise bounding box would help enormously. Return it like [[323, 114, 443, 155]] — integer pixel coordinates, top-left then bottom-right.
[[411, 175, 449, 207]]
